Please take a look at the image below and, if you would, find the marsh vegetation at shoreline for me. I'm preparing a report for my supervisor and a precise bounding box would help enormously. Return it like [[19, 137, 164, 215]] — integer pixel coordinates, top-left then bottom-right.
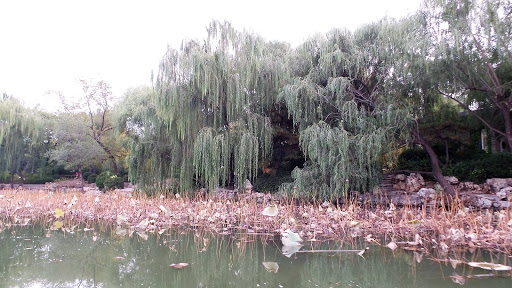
[[1, 195, 511, 287], [1, 189, 511, 257]]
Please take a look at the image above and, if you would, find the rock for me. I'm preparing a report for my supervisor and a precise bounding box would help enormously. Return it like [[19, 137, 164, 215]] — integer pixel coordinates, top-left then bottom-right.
[[245, 192, 268, 204], [395, 174, 407, 181], [499, 201, 512, 209], [83, 187, 101, 195], [476, 197, 493, 209], [390, 194, 423, 206], [496, 187, 512, 200], [245, 179, 253, 194], [394, 181, 407, 190], [445, 176, 459, 185], [44, 182, 58, 191], [486, 178, 512, 193], [472, 194, 501, 209], [406, 173, 425, 192], [212, 187, 237, 200], [418, 188, 436, 200], [458, 182, 480, 193]]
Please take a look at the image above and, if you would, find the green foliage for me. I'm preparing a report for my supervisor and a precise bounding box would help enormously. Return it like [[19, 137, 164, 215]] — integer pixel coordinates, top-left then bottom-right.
[[0, 171, 10, 183], [116, 5, 511, 197], [279, 23, 410, 199], [87, 173, 97, 184], [397, 147, 512, 183], [96, 171, 112, 190], [253, 170, 293, 192], [49, 80, 123, 176], [445, 153, 512, 183], [422, 0, 512, 151], [103, 175, 124, 190], [395, 148, 432, 172], [23, 174, 54, 184], [0, 97, 45, 181], [82, 171, 93, 181], [114, 86, 175, 189], [47, 112, 104, 171], [117, 21, 290, 192]]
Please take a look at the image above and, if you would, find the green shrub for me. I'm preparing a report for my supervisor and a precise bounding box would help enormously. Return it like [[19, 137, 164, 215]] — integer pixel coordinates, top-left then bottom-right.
[[23, 174, 54, 184], [104, 175, 124, 190], [87, 173, 97, 184], [396, 147, 512, 184], [96, 171, 112, 190], [0, 172, 11, 183], [480, 153, 512, 178], [82, 171, 93, 181], [444, 153, 512, 183], [253, 171, 293, 192], [395, 148, 432, 171]]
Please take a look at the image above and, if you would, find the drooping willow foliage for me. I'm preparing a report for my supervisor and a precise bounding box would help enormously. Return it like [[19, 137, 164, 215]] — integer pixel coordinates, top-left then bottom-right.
[[114, 86, 175, 190], [118, 21, 415, 197], [120, 21, 290, 191], [279, 22, 410, 199], [0, 96, 44, 179]]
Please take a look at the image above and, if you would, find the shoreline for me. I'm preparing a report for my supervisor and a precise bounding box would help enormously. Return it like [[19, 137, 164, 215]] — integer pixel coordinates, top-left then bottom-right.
[[1, 189, 511, 256]]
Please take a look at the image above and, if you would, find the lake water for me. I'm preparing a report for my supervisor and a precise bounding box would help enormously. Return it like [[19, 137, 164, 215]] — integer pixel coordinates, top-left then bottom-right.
[[0, 224, 510, 287]]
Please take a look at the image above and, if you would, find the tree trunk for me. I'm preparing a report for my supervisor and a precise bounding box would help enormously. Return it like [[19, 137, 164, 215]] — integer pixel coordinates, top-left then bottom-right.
[[499, 104, 512, 152], [444, 139, 449, 168], [78, 164, 84, 192], [18, 170, 24, 188], [490, 130, 499, 153], [10, 172, 14, 189], [95, 140, 118, 174], [10, 162, 15, 189], [412, 128, 457, 199]]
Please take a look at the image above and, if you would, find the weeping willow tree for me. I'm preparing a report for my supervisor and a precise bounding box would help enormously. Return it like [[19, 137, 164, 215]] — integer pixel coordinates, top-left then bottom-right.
[[120, 21, 290, 191], [0, 95, 44, 187], [279, 22, 410, 199], [420, 0, 512, 152], [114, 86, 179, 190]]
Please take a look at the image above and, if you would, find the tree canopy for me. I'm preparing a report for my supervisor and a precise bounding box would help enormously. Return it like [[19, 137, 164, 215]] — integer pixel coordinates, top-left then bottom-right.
[[123, 21, 292, 192], [4, 1, 511, 200], [0, 96, 45, 186], [422, 0, 512, 151], [278, 22, 410, 199]]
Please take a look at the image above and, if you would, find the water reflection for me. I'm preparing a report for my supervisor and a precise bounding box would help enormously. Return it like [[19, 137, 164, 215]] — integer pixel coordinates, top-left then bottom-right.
[[0, 224, 510, 287]]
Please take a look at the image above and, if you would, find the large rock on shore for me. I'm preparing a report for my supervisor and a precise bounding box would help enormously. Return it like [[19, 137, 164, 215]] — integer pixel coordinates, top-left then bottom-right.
[[393, 173, 426, 192], [496, 187, 512, 201], [405, 173, 425, 192], [418, 188, 436, 200], [388, 173, 512, 210], [445, 176, 459, 185], [457, 182, 489, 194], [486, 178, 512, 193]]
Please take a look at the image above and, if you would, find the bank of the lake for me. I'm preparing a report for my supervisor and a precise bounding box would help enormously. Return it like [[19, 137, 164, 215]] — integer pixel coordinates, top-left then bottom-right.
[[1, 189, 511, 257]]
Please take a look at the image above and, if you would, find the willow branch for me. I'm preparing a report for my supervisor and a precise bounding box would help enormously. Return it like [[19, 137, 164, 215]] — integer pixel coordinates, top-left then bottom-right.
[[439, 90, 506, 137], [471, 33, 504, 96]]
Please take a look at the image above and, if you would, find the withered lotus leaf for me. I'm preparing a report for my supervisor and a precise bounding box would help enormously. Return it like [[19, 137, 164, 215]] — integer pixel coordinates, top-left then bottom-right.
[[170, 263, 189, 269]]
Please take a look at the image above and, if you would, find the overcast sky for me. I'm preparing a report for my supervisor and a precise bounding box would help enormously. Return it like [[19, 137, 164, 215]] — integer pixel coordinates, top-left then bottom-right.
[[0, 0, 421, 112]]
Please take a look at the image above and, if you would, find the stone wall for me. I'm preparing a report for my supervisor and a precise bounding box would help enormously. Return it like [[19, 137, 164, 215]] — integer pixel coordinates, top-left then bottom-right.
[[392, 174, 512, 209]]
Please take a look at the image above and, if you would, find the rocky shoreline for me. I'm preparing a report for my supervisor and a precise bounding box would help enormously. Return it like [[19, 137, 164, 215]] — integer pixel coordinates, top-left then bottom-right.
[[355, 174, 512, 210]]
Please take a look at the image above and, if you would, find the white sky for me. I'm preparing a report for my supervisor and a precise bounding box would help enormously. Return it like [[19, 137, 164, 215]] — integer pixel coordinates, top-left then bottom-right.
[[0, 0, 421, 112]]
